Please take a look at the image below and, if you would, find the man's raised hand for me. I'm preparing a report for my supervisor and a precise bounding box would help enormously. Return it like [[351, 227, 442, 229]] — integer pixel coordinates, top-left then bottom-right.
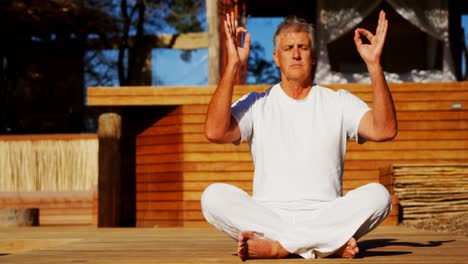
[[224, 12, 251, 67], [354, 10, 388, 66]]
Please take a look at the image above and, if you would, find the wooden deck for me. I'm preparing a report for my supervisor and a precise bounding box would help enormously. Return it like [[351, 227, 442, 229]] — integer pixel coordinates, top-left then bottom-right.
[[0, 226, 466, 263]]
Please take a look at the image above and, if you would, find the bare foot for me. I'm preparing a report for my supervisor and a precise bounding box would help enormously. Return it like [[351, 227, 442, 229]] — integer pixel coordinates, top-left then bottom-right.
[[237, 231, 289, 261], [333, 238, 359, 259]]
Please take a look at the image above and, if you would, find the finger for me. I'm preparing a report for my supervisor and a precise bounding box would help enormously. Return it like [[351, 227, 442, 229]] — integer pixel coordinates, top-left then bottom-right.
[[381, 19, 388, 40], [380, 10, 386, 23], [225, 13, 232, 35], [356, 28, 374, 42], [234, 27, 245, 46], [235, 27, 246, 36], [224, 20, 231, 39], [230, 11, 235, 31], [243, 32, 251, 50], [374, 17, 388, 48], [230, 13, 236, 34], [376, 10, 383, 34], [377, 19, 388, 49], [377, 10, 387, 36], [354, 29, 363, 47]]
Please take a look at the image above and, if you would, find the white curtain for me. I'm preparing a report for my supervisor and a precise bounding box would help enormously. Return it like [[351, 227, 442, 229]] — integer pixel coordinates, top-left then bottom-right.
[[315, 0, 456, 84]]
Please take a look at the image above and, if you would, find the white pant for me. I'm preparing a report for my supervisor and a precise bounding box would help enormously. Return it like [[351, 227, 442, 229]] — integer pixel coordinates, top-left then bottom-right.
[[201, 182, 391, 259]]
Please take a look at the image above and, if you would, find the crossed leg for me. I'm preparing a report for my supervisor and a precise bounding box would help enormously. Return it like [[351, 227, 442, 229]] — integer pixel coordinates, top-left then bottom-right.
[[201, 182, 391, 260]]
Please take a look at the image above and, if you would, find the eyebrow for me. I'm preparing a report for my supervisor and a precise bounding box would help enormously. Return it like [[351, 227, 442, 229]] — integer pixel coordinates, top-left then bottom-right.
[[283, 43, 310, 48]]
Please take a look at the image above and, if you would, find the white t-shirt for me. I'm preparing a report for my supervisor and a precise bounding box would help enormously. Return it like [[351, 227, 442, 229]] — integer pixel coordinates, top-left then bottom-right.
[[231, 83, 370, 203]]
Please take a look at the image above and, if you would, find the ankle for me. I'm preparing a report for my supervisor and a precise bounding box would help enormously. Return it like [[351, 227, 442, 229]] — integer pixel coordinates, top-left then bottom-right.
[[272, 241, 289, 258]]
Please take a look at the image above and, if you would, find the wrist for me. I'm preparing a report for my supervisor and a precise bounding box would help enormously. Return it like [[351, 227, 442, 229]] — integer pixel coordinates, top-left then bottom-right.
[[226, 61, 242, 72], [366, 63, 383, 74]]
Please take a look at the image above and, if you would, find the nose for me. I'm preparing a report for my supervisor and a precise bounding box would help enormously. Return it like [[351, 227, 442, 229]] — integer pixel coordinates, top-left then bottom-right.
[[292, 47, 301, 60]]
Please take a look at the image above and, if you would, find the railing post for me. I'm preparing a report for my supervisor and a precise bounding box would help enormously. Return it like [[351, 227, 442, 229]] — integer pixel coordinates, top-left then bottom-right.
[[97, 111, 122, 227], [206, 0, 220, 85]]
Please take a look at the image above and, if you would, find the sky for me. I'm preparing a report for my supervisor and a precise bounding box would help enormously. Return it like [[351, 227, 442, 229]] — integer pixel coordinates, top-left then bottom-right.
[[153, 48, 209, 85], [152, 17, 282, 86]]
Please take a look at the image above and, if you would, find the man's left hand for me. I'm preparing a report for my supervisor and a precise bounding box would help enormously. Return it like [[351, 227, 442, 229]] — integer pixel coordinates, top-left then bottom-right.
[[354, 10, 388, 65]]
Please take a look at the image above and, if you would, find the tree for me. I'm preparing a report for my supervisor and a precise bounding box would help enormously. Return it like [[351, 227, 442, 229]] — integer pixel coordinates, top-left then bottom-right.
[[0, 0, 205, 133], [86, 0, 205, 86], [0, 0, 118, 133]]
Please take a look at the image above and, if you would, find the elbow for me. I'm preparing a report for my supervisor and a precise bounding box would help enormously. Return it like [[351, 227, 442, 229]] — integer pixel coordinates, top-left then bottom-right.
[[387, 120, 398, 140], [378, 124, 398, 142], [386, 126, 398, 141], [204, 126, 225, 144]]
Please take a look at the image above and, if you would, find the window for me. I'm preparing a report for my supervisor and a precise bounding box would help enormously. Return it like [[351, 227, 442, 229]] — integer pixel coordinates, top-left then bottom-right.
[[327, 2, 443, 74]]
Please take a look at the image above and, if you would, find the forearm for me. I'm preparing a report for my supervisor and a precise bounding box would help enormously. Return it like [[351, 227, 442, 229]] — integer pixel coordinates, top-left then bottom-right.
[[205, 63, 240, 141], [367, 63, 398, 139]]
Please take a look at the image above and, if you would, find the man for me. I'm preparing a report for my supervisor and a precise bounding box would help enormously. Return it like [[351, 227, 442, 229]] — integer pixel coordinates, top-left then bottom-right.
[[202, 10, 397, 260]]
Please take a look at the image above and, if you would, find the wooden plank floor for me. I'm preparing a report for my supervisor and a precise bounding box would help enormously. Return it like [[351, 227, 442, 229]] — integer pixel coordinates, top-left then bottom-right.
[[0, 226, 466, 263]]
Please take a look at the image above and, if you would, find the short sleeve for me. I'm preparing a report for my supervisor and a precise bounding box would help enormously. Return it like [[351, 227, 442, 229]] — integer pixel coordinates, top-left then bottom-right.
[[231, 92, 257, 145], [340, 89, 371, 144]]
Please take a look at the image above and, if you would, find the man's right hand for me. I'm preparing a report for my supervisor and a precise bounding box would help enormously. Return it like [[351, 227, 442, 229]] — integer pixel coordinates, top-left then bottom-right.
[[204, 12, 248, 144], [224, 12, 251, 67]]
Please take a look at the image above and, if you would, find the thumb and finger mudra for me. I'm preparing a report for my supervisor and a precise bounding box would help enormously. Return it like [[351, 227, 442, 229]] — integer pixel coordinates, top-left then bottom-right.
[[223, 12, 250, 64], [354, 10, 388, 45], [354, 13, 388, 61]]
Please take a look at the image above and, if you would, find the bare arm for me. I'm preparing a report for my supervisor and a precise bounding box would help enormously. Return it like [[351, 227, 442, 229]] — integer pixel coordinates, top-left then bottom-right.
[[354, 10, 397, 142], [205, 12, 251, 144]]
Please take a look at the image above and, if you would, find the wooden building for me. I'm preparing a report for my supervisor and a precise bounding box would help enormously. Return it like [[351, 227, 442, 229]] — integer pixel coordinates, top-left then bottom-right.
[[88, 0, 468, 228], [2, 0, 468, 228]]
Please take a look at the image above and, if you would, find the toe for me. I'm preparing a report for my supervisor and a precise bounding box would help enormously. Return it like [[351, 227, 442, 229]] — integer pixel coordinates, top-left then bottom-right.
[[355, 246, 360, 254], [238, 240, 248, 261]]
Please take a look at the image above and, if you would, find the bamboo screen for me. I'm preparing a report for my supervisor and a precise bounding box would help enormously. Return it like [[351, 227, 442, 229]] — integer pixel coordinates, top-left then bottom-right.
[[0, 135, 98, 192]]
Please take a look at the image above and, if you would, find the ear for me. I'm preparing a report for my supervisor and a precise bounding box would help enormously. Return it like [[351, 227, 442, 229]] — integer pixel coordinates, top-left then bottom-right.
[[273, 50, 280, 67], [310, 49, 317, 65]]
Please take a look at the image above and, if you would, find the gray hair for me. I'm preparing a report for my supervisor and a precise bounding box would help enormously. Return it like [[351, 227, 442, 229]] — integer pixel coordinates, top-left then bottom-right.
[[273, 16, 315, 50]]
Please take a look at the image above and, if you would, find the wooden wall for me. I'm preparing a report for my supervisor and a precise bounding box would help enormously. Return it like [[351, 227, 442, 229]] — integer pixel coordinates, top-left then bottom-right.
[[0, 191, 95, 226], [131, 82, 468, 227]]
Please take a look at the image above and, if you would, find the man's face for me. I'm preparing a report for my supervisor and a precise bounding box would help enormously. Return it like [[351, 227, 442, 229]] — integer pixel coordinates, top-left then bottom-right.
[[273, 31, 315, 83]]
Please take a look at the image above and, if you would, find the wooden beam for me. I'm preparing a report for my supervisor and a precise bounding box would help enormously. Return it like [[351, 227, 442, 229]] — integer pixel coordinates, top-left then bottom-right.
[[206, 0, 220, 85], [0, 134, 97, 141], [87, 33, 208, 51]]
